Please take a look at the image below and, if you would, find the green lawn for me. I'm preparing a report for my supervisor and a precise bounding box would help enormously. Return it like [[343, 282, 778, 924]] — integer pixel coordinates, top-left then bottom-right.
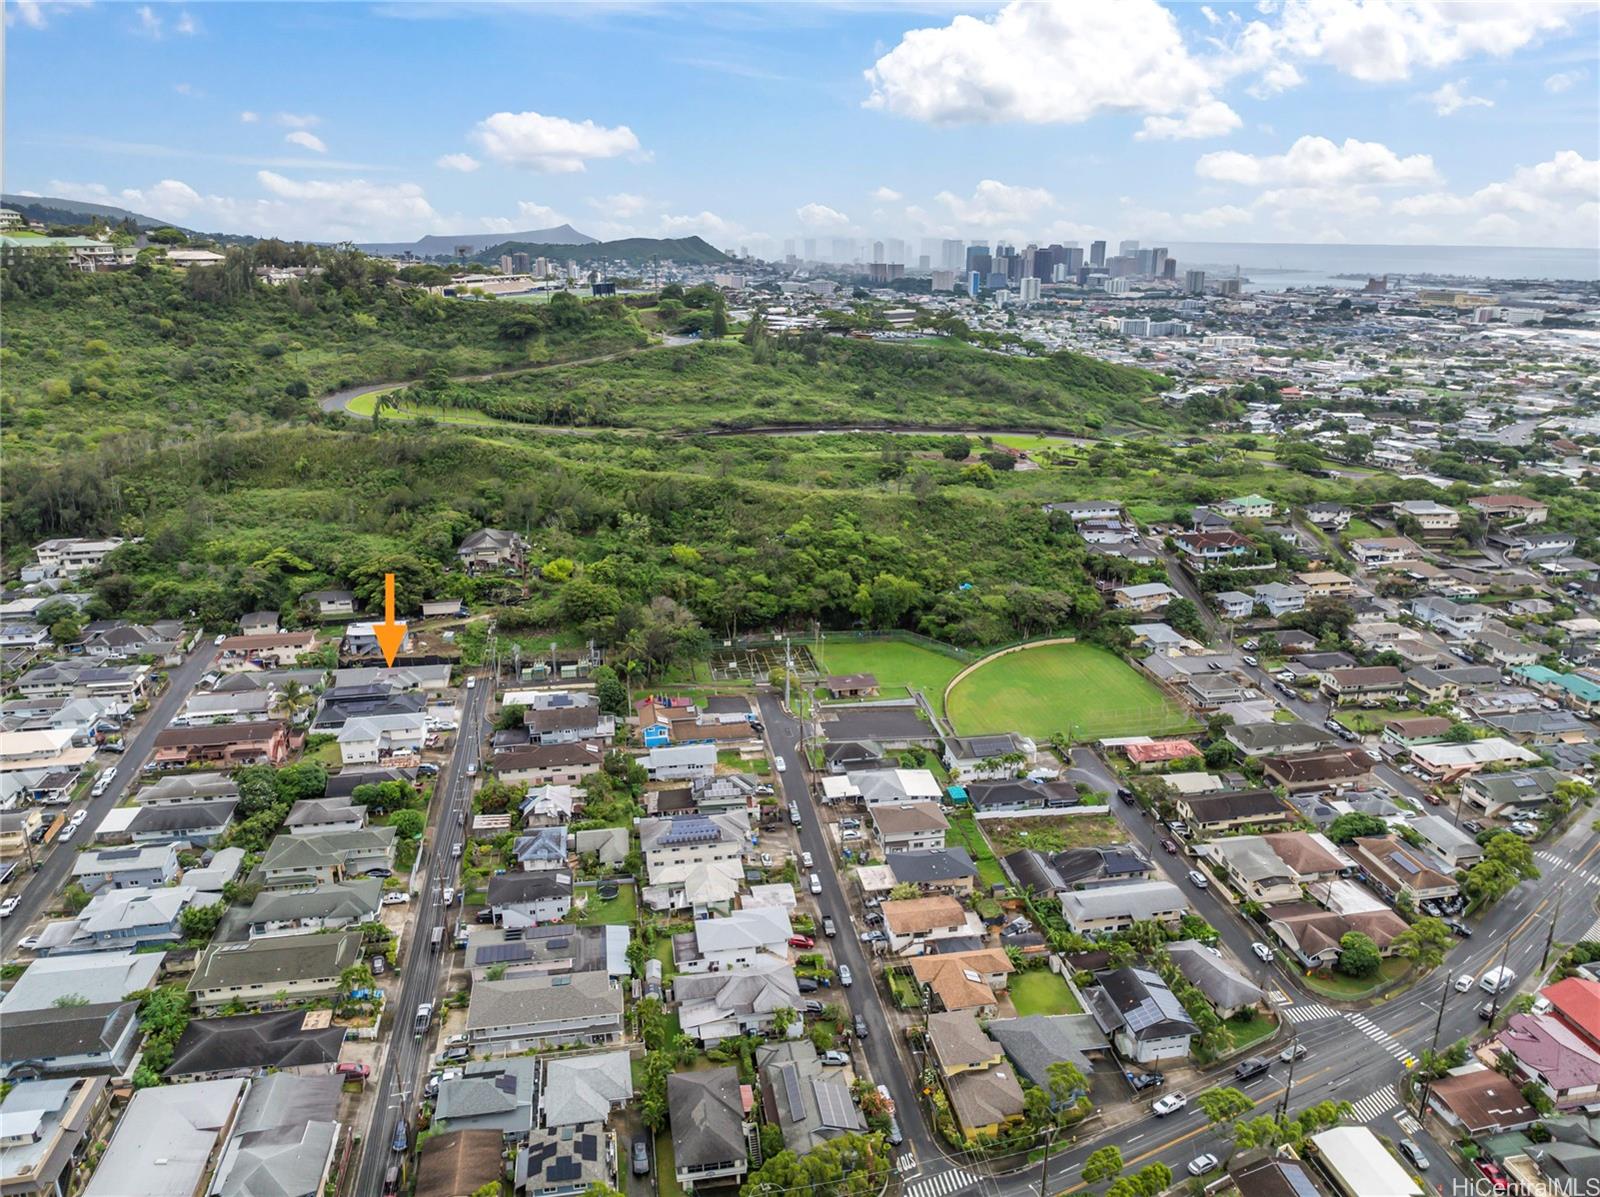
[[1334, 710, 1388, 734], [1344, 517, 1384, 539], [571, 884, 637, 925], [1300, 958, 1412, 999], [814, 637, 967, 713], [656, 1131, 687, 1197], [946, 642, 1190, 742], [983, 814, 1125, 854], [945, 811, 1007, 888], [1009, 970, 1083, 1016], [1226, 1011, 1278, 1052]]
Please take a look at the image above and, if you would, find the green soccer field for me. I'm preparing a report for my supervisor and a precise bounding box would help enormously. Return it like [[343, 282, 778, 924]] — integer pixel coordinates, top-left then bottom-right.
[[813, 638, 967, 708], [946, 641, 1191, 742]]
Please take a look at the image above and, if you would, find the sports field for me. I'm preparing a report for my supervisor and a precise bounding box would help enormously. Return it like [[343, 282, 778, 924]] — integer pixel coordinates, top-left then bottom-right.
[[813, 637, 967, 709], [946, 641, 1190, 742]]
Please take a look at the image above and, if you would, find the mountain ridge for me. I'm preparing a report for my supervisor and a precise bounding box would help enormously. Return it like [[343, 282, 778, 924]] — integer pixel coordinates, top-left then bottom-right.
[[357, 224, 597, 256]]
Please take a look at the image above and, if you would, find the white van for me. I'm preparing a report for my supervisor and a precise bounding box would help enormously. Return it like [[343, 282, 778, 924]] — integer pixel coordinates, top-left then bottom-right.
[[1480, 966, 1515, 994]]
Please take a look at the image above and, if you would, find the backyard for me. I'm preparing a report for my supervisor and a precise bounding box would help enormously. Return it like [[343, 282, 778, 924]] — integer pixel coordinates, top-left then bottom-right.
[[983, 813, 1127, 855], [1009, 969, 1083, 1016], [571, 883, 638, 925], [944, 809, 1007, 888], [1301, 958, 1413, 1000], [814, 636, 967, 712], [946, 641, 1191, 741]]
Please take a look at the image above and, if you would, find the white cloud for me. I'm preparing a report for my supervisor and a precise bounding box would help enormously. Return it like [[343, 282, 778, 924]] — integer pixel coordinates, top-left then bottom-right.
[[436, 153, 481, 172], [935, 179, 1056, 226], [590, 192, 648, 217], [174, 9, 196, 34], [1196, 135, 1437, 187], [239, 111, 260, 123], [285, 131, 328, 154], [173, 82, 200, 97], [795, 202, 852, 230], [1390, 150, 1599, 245], [1136, 99, 1243, 141], [1269, 0, 1577, 83], [470, 110, 641, 173], [1181, 204, 1253, 230], [516, 201, 567, 225], [253, 171, 438, 238], [135, 5, 161, 36], [275, 113, 322, 129], [870, 186, 903, 202], [4, 0, 89, 29], [864, 0, 1220, 130], [1545, 70, 1586, 94], [1422, 79, 1493, 116], [656, 210, 751, 245]]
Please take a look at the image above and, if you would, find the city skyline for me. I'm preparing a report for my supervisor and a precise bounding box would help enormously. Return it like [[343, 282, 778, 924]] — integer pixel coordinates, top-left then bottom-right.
[[5, 0, 1598, 252]]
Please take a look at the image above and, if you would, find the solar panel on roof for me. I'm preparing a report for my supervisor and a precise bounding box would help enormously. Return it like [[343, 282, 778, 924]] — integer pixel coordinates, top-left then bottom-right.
[[1391, 853, 1420, 875], [546, 938, 569, 950], [1124, 1000, 1162, 1033], [549, 1158, 582, 1181], [777, 1062, 805, 1122], [1513, 776, 1535, 789], [813, 1078, 858, 1128], [477, 943, 533, 964]]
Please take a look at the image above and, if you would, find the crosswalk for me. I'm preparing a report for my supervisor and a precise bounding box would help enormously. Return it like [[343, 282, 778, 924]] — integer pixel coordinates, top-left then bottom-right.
[[1349, 1084, 1399, 1123], [1279, 1001, 1339, 1024], [1396, 1112, 1422, 1136], [1346, 1011, 1418, 1068], [1536, 851, 1600, 888], [1582, 913, 1600, 943], [904, 1171, 978, 1197]]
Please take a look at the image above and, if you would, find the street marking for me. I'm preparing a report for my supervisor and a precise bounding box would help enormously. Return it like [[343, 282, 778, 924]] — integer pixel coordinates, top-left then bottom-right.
[[895, 1153, 918, 1173], [904, 1170, 978, 1197], [1280, 1002, 1338, 1024], [1349, 1084, 1399, 1123], [1269, 988, 1292, 1004], [1345, 1013, 1417, 1067], [1397, 1112, 1422, 1135]]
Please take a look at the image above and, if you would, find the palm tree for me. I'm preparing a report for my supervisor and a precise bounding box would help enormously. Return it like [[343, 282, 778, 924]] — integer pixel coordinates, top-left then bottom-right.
[[371, 390, 398, 428], [271, 680, 313, 724]]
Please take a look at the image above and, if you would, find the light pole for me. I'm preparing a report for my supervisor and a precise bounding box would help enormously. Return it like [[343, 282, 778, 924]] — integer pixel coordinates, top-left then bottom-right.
[[1414, 969, 1454, 1119]]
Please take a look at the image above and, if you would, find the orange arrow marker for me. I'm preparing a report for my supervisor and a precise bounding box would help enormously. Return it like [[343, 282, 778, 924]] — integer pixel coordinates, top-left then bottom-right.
[[373, 573, 408, 667]]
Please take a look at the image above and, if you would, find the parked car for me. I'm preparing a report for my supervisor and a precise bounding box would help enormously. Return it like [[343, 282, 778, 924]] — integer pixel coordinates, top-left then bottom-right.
[[839, 965, 853, 987], [335, 1061, 371, 1079], [801, 852, 814, 869], [853, 1015, 869, 1038], [797, 978, 819, 993], [1186, 869, 1209, 889], [68, 809, 88, 826], [391, 1121, 409, 1153], [632, 1137, 651, 1176], [775, 757, 787, 773], [17, 935, 40, 951], [809, 873, 822, 895], [1398, 1139, 1429, 1171], [1188, 1154, 1219, 1177], [1251, 941, 1275, 963], [1152, 1093, 1187, 1116], [822, 916, 836, 938], [1233, 1057, 1271, 1081], [802, 1000, 824, 1015], [371, 955, 386, 975], [1475, 1161, 1511, 1191], [91, 766, 117, 796], [1446, 920, 1473, 938], [1462, 820, 1483, 835], [820, 1050, 850, 1066], [760, 853, 774, 869], [789, 934, 815, 949], [859, 930, 887, 944], [1125, 1071, 1164, 1091], [1161, 838, 1179, 855], [1242, 655, 1259, 667], [886, 1117, 903, 1146], [439, 1046, 470, 1063]]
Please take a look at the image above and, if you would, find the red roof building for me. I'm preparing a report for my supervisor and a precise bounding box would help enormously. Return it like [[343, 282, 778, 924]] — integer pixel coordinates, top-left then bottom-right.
[[1123, 740, 1202, 766], [1542, 976, 1600, 1053]]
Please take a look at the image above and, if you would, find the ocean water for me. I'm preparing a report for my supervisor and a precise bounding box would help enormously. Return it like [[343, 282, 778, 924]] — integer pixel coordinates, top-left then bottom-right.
[[1162, 240, 1600, 287]]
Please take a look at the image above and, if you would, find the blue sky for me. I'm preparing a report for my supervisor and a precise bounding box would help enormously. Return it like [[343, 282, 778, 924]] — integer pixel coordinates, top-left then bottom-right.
[[5, 0, 1597, 250]]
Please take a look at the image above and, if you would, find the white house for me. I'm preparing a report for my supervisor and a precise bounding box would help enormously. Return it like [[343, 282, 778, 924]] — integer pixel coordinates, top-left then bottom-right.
[[642, 743, 717, 781], [336, 713, 426, 766], [683, 907, 793, 973]]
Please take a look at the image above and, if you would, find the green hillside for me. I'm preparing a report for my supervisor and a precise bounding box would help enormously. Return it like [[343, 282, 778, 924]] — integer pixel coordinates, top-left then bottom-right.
[[474, 235, 729, 267]]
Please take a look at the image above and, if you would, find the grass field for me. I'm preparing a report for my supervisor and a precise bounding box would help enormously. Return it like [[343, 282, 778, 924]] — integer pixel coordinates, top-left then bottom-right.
[[1009, 970, 1083, 1016], [946, 642, 1190, 741], [945, 810, 1007, 888], [814, 637, 967, 712], [983, 814, 1125, 855], [571, 884, 637, 925]]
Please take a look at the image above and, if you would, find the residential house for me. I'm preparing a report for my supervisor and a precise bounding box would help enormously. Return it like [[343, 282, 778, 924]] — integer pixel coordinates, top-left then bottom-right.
[[1214, 591, 1253, 620], [908, 949, 1014, 1013], [1543, 978, 1600, 1054], [986, 1015, 1108, 1089], [675, 955, 801, 1045], [1200, 833, 1341, 904], [465, 972, 624, 1052], [513, 826, 570, 871], [684, 907, 792, 972], [283, 797, 366, 836], [1112, 582, 1179, 612], [1462, 768, 1568, 818], [70, 843, 180, 893], [487, 871, 574, 928], [518, 1123, 616, 1197], [1427, 1065, 1541, 1136], [217, 633, 317, 671], [1253, 582, 1307, 617], [1168, 940, 1262, 1017], [926, 1012, 1026, 1137], [310, 685, 425, 732], [0, 729, 94, 774], [1498, 1014, 1600, 1110], [888, 848, 979, 895], [1306, 503, 1353, 530], [870, 802, 949, 852], [189, 929, 364, 1011], [1396, 499, 1461, 538], [323, 767, 416, 801], [1123, 739, 1202, 769], [1349, 537, 1420, 567], [1345, 836, 1459, 903], [1001, 845, 1153, 897], [415, 1131, 505, 1197], [1476, 630, 1541, 669], [242, 879, 383, 938], [1060, 881, 1188, 935], [638, 813, 746, 912], [434, 1058, 538, 1141], [151, 721, 293, 768], [1296, 570, 1357, 599], [1409, 738, 1540, 781], [495, 742, 605, 787], [758, 1040, 868, 1153], [1175, 788, 1295, 832], [1264, 903, 1409, 968], [1381, 715, 1454, 749], [1225, 722, 1340, 758], [521, 783, 580, 826], [125, 799, 236, 845], [34, 885, 216, 956], [0, 1076, 111, 1197], [1263, 748, 1378, 792], [79, 1079, 246, 1197], [176, 691, 275, 727], [301, 590, 357, 619], [31, 537, 126, 578], [239, 612, 279, 635], [1174, 531, 1257, 572], [524, 703, 615, 746], [882, 895, 980, 955], [962, 778, 1078, 813], [1321, 666, 1404, 703], [541, 1051, 633, 1128], [165, 1011, 347, 1081], [824, 673, 879, 699], [1216, 495, 1275, 520], [259, 827, 396, 887], [0, 1003, 139, 1080], [457, 528, 529, 574], [667, 1069, 748, 1190], [641, 743, 717, 781], [1411, 596, 1487, 640], [207, 1072, 342, 1197], [943, 732, 1035, 782], [336, 713, 426, 767], [0, 951, 162, 1016], [1410, 814, 1485, 868], [824, 767, 943, 807], [1085, 968, 1197, 1063]]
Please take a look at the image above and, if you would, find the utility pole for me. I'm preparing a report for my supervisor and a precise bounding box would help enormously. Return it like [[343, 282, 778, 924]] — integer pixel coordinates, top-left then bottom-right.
[[1541, 893, 1564, 974], [1488, 933, 1515, 1023], [1414, 970, 1453, 1117], [1037, 1122, 1057, 1197], [1275, 1030, 1300, 1121], [783, 636, 792, 712]]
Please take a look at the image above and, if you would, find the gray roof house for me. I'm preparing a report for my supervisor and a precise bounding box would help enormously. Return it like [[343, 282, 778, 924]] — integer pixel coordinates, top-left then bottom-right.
[[756, 1040, 866, 1153], [258, 826, 396, 887], [887, 848, 979, 892], [541, 1051, 633, 1128], [1167, 940, 1264, 1017], [188, 929, 364, 1012], [283, 797, 367, 835], [209, 1073, 342, 1197], [513, 826, 570, 871], [165, 1010, 347, 1081], [1059, 881, 1189, 934], [668, 1068, 748, 1189], [675, 955, 801, 1046], [465, 972, 624, 1051], [70, 843, 180, 893], [986, 1015, 1109, 1086], [0, 949, 163, 1015], [0, 1076, 110, 1197], [81, 1078, 246, 1197], [434, 1057, 538, 1141], [130, 773, 240, 806], [0, 1001, 139, 1080], [125, 799, 237, 845], [487, 871, 574, 928], [243, 878, 383, 938], [1085, 967, 1198, 1064]]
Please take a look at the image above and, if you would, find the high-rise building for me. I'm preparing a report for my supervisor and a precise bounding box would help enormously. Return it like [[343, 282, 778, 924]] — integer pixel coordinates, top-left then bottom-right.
[[1151, 247, 1168, 277], [1105, 277, 1131, 295], [1021, 245, 1037, 279], [942, 239, 965, 269], [1185, 269, 1207, 294], [1019, 276, 1041, 303], [1217, 277, 1242, 297], [1119, 239, 1139, 256], [499, 255, 513, 274], [803, 238, 816, 261], [512, 252, 530, 273], [931, 269, 956, 291], [1162, 258, 1177, 280], [987, 270, 1008, 289], [1064, 246, 1084, 274], [831, 238, 853, 263], [783, 239, 796, 258], [917, 254, 930, 270], [886, 238, 906, 265], [966, 248, 992, 278], [872, 240, 885, 263], [967, 271, 981, 298], [1135, 249, 1155, 276], [1090, 240, 1107, 267]]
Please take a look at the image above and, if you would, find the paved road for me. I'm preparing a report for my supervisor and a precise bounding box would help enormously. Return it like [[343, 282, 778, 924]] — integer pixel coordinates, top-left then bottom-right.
[[349, 674, 492, 1197], [1, 641, 217, 956]]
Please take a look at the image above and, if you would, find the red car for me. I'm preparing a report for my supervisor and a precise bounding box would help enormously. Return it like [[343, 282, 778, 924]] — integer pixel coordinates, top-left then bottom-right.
[[788, 935, 815, 949], [1423, 792, 1444, 805], [335, 1062, 371, 1080], [1474, 1161, 1510, 1192], [1161, 839, 1179, 854]]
